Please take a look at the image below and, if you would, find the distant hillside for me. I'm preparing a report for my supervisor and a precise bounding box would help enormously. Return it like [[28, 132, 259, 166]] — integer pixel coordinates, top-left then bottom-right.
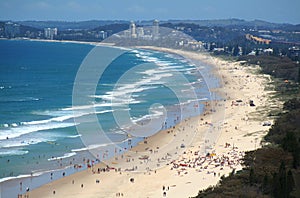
[[13, 19, 299, 31], [92, 23, 129, 33], [165, 18, 296, 29]]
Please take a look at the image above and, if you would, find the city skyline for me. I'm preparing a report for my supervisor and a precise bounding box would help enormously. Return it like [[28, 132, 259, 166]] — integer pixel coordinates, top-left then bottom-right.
[[0, 0, 299, 24]]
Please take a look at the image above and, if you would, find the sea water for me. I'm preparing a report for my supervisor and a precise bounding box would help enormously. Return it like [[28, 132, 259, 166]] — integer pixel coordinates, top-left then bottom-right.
[[0, 39, 218, 197]]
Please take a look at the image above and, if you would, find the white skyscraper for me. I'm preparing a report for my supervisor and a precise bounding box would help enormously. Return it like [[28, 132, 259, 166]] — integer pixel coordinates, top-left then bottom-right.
[[152, 20, 159, 39], [44, 28, 57, 40], [136, 27, 144, 38], [130, 21, 137, 38]]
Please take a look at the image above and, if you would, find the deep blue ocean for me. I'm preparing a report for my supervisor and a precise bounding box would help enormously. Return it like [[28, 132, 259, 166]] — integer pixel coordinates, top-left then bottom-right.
[[0, 39, 216, 196]]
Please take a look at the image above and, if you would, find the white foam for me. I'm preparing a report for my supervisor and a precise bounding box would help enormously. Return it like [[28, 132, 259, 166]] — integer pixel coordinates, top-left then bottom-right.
[[71, 143, 111, 152], [71, 138, 132, 153], [93, 72, 172, 107], [20, 108, 113, 130], [0, 149, 29, 156], [1, 97, 41, 102], [70, 147, 89, 152], [47, 152, 77, 161], [0, 122, 75, 140], [63, 103, 118, 111], [159, 65, 186, 71], [0, 174, 32, 183], [138, 51, 153, 56], [0, 130, 69, 148], [50, 115, 76, 122], [1, 136, 52, 148], [68, 134, 82, 138], [113, 130, 127, 135], [131, 49, 140, 54], [130, 108, 165, 125], [103, 86, 157, 102], [62, 105, 93, 111], [139, 68, 168, 76], [135, 50, 182, 68], [185, 82, 196, 86], [96, 71, 173, 107], [11, 123, 18, 127], [21, 119, 51, 125]]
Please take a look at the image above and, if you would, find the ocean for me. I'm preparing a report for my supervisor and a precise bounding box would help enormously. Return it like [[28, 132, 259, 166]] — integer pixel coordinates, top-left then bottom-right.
[[0, 39, 218, 197]]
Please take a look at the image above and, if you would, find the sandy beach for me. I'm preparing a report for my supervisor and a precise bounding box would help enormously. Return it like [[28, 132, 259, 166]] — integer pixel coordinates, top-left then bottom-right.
[[21, 47, 279, 198]]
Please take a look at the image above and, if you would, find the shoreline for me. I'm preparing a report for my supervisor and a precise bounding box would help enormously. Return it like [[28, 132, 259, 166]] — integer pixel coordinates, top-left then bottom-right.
[[0, 42, 214, 197], [26, 47, 277, 197], [8, 46, 278, 197], [1, 37, 100, 46], [1, 37, 120, 48]]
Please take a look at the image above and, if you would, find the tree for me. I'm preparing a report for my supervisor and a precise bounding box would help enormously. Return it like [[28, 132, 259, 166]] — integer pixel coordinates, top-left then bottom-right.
[[233, 44, 240, 56], [262, 173, 270, 194], [286, 170, 295, 195], [292, 145, 300, 168], [249, 168, 255, 185], [255, 49, 260, 56], [273, 172, 281, 198], [298, 66, 300, 83], [283, 99, 300, 111], [282, 132, 298, 152], [278, 161, 287, 198]]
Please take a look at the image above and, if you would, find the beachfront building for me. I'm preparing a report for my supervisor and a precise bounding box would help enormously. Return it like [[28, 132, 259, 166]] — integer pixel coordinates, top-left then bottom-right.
[[4, 22, 20, 38], [136, 27, 144, 38], [97, 31, 108, 39], [44, 28, 58, 40], [123, 30, 131, 38], [130, 21, 137, 38], [152, 19, 159, 39]]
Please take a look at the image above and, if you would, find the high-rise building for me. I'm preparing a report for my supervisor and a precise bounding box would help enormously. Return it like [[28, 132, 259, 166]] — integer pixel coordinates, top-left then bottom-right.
[[4, 22, 20, 38], [44, 28, 58, 40], [130, 21, 137, 38], [152, 20, 159, 39], [98, 31, 108, 39], [136, 27, 144, 38], [123, 30, 131, 38]]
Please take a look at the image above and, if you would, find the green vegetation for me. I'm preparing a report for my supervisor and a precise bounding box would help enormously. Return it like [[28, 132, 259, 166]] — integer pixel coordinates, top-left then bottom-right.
[[238, 55, 300, 82]]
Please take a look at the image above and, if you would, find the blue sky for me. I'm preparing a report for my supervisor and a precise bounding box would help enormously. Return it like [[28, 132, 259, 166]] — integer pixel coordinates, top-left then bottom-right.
[[0, 0, 299, 24]]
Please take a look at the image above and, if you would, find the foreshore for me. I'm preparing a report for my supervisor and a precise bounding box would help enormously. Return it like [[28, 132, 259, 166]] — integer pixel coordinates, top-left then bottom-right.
[[2, 37, 118, 47], [21, 47, 277, 198]]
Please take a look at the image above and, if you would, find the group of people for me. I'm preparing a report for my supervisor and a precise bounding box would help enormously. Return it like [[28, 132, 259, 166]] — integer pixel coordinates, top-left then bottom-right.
[[170, 145, 244, 177]]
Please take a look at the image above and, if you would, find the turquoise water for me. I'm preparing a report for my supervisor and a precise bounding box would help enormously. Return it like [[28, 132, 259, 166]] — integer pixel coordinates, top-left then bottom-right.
[[0, 40, 93, 178], [0, 39, 216, 197]]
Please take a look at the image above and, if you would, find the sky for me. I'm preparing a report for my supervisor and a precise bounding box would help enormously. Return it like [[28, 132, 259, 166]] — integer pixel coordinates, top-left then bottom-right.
[[0, 0, 299, 24]]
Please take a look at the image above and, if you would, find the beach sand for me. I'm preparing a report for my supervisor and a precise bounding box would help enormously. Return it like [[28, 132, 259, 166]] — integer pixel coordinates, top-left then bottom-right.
[[22, 47, 279, 198]]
